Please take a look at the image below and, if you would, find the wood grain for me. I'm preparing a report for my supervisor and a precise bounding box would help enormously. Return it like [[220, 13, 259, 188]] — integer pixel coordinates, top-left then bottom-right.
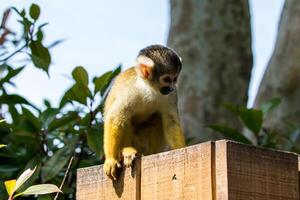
[[76, 140, 300, 199], [216, 140, 299, 200], [141, 141, 215, 200], [76, 157, 141, 200]]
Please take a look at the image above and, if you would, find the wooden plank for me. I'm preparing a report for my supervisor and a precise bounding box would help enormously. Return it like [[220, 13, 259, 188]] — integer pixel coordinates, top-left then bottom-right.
[[141, 141, 215, 200], [215, 140, 299, 200], [76, 157, 141, 200]]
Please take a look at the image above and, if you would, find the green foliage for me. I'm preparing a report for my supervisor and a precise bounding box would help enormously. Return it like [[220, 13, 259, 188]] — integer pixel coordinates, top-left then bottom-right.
[[222, 104, 263, 135], [261, 98, 281, 117], [0, 4, 121, 200], [29, 4, 40, 21], [208, 124, 252, 144], [93, 65, 121, 96], [87, 126, 104, 157], [209, 98, 300, 151], [4, 167, 61, 199], [29, 40, 51, 73]]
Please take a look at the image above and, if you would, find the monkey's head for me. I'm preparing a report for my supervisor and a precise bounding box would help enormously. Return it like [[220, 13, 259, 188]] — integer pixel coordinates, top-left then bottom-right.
[[135, 44, 182, 95]]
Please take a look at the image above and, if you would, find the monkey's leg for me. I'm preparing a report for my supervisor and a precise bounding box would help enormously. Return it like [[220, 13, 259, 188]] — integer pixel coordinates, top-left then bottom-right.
[[121, 147, 138, 167], [162, 111, 186, 149]]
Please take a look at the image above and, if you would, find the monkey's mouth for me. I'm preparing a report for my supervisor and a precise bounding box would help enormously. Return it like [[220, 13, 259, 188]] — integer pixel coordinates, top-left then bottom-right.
[[160, 87, 174, 95]]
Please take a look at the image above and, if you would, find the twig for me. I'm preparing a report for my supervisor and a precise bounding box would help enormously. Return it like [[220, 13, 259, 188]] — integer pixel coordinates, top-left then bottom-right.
[[54, 156, 74, 200], [0, 44, 27, 63]]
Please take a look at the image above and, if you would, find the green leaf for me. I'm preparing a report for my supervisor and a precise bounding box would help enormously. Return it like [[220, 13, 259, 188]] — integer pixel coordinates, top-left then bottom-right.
[[59, 94, 70, 108], [12, 7, 25, 17], [222, 103, 240, 115], [61, 84, 90, 105], [79, 113, 91, 126], [0, 66, 24, 87], [20, 17, 32, 36], [59, 66, 93, 107], [208, 124, 252, 144], [0, 94, 39, 113], [41, 139, 76, 182], [18, 159, 43, 191], [93, 65, 121, 95], [9, 105, 20, 123], [0, 94, 30, 105], [238, 108, 263, 135], [43, 99, 51, 108], [59, 66, 92, 105], [40, 108, 59, 130], [22, 107, 41, 131], [29, 4, 40, 20], [38, 23, 49, 30], [17, 184, 61, 196], [48, 111, 79, 132], [223, 104, 263, 135], [105, 65, 121, 93], [0, 144, 7, 148], [72, 66, 89, 86], [37, 30, 43, 42], [15, 167, 37, 192], [261, 98, 281, 116], [17, 162, 41, 193], [29, 40, 51, 73], [87, 126, 103, 157], [93, 71, 112, 94], [112, 64, 122, 77]]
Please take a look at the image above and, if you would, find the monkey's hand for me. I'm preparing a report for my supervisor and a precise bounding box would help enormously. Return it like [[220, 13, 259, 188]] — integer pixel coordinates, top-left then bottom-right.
[[103, 158, 121, 181], [122, 147, 138, 168]]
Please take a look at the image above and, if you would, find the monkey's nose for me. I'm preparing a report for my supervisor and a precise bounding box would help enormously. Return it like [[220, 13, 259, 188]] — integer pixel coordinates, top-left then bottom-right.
[[160, 87, 174, 95]]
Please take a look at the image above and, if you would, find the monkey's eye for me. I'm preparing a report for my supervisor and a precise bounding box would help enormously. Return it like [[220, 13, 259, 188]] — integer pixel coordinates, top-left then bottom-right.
[[173, 77, 177, 82], [163, 77, 172, 83]]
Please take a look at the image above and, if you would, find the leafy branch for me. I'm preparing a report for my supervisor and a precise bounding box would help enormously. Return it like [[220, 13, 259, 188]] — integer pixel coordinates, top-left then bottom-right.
[[0, 4, 121, 199], [208, 98, 300, 152]]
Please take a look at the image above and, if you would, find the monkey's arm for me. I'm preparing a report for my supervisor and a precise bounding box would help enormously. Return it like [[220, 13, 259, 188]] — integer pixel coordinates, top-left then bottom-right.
[[162, 109, 186, 149], [103, 109, 128, 180]]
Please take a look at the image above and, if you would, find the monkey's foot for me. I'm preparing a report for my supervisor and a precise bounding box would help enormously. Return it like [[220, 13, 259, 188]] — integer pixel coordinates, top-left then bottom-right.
[[103, 158, 121, 181], [122, 147, 138, 168]]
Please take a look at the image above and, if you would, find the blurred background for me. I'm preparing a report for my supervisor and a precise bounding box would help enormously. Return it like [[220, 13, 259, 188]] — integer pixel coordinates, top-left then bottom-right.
[[1, 0, 300, 199], [1, 0, 284, 107]]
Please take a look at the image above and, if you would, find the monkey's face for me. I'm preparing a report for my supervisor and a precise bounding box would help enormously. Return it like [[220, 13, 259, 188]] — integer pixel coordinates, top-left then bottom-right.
[[135, 45, 182, 95], [158, 73, 178, 95]]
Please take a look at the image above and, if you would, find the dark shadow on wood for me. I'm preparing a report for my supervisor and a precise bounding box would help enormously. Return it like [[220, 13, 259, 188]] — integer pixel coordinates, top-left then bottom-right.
[[112, 166, 125, 198], [112, 156, 141, 198]]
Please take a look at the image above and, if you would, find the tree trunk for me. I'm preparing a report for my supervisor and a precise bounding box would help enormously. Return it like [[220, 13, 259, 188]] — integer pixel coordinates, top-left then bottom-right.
[[168, 0, 253, 142], [254, 0, 300, 135]]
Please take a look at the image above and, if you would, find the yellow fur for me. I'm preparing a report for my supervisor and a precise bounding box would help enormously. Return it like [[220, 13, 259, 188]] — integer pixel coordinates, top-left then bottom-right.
[[103, 67, 185, 180]]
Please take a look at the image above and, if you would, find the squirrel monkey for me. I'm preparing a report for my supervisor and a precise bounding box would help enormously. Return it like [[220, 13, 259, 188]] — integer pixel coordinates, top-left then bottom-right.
[[103, 44, 186, 180]]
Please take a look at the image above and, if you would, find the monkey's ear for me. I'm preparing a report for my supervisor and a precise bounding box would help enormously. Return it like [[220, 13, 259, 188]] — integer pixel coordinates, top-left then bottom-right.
[[136, 55, 154, 79]]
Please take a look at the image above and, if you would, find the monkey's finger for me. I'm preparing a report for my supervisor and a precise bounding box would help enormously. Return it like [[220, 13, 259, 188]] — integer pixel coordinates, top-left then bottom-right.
[[104, 164, 115, 180], [111, 165, 117, 181], [105, 168, 113, 180]]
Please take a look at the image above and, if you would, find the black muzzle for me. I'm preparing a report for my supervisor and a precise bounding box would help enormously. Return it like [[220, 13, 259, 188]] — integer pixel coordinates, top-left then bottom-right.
[[160, 87, 174, 95]]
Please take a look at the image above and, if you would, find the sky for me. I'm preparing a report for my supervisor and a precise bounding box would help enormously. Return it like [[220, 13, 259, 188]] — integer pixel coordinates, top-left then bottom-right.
[[1, 0, 285, 108]]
